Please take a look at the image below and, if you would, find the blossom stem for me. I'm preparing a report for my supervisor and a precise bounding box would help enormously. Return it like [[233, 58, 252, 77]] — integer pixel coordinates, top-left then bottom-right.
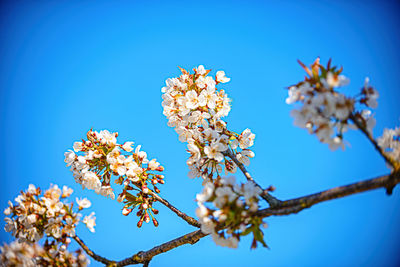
[[147, 190, 200, 228], [222, 149, 282, 207]]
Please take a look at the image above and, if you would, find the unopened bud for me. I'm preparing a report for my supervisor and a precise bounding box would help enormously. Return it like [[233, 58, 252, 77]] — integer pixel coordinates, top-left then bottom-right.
[[144, 214, 150, 223], [152, 179, 158, 184], [122, 207, 132, 216], [156, 166, 164, 172], [153, 218, 159, 227], [154, 187, 160, 193], [137, 220, 143, 228], [152, 208, 159, 215]]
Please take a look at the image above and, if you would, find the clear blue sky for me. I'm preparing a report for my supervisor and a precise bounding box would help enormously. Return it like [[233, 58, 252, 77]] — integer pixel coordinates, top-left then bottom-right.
[[1, 1, 400, 266]]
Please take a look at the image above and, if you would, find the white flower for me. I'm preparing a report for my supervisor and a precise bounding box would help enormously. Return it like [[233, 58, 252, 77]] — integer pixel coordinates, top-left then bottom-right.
[[76, 198, 91, 209], [148, 159, 160, 170], [195, 65, 206, 75], [27, 184, 36, 194], [204, 142, 226, 162], [286, 86, 301, 104], [239, 129, 255, 149], [83, 212, 96, 233], [62, 186, 73, 198], [73, 142, 83, 152], [185, 90, 200, 110], [187, 142, 201, 165], [216, 71, 230, 83], [99, 130, 117, 145], [242, 181, 261, 201], [199, 217, 215, 234], [236, 149, 255, 166], [326, 72, 350, 88], [97, 186, 115, 200], [82, 171, 101, 191], [64, 150, 76, 166], [122, 141, 134, 152], [196, 203, 209, 218], [196, 182, 215, 203], [135, 145, 149, 164]]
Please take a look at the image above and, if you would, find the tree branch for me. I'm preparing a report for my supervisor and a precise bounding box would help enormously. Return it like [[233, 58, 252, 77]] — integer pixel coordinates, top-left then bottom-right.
[[148, 190, 200, 228], [222, 149, 282, 207], [72, 235, 116, 266], [257, 171, 400, 217], [115, 230, 207, 266], [75, 171, 400, 266]]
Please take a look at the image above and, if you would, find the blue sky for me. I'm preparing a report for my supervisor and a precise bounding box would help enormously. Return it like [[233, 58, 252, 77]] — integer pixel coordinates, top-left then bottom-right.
[[1, 0, 400, 266]]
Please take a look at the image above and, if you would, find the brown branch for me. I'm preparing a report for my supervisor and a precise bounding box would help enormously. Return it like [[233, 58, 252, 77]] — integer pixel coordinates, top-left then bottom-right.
[[75, 171, 400, 266], [222, 149, 282, 207], [257, 171, 400, 217], [72, 235, 116, 266], [148, 190, 200, 228], [115, 230, 207, 266]]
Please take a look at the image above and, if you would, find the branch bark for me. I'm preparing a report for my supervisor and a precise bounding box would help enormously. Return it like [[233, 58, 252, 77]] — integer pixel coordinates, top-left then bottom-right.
[[257, 171, 400, 217]]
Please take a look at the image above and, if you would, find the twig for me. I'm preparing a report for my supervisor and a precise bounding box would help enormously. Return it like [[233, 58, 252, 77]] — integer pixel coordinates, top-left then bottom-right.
[[349, 114, 398, 169], [222, 149, 282, 207], [115, 230, 207, 266], [148, 190, 200, 228], [72, 235, 116, 266]]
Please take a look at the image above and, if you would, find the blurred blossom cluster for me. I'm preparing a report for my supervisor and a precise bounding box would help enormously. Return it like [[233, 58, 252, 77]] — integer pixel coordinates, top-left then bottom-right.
[[0, 240, 89, 267], [161, 65, 256, 181], [2, 184, 91, 266], [196, 177, 267, 249], [4, 184, 94, 242], [286, 58, 379, 150], [65, 129, 164, 227], [378, 127, 400, 169]]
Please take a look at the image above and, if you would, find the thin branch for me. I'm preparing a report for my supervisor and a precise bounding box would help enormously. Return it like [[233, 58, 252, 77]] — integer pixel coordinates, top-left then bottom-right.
[[349, 114, 398, 169], [75, 171, 400, 266], [222, 149, 282, 207], [115, 230, 207, 266], [148, 190, 200, 228], [72, 235, 116, 266]]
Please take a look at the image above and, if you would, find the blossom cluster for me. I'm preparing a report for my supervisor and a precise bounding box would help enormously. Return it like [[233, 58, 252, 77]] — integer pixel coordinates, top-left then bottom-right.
[[161, 66, 256, 180], [65, 129, 164, 227], [378, 127, 400, 169], [286, 58, 379, 150], [196, 177, 267, 249], [0, 239, 89, 267], [4, 184, 95, 243]]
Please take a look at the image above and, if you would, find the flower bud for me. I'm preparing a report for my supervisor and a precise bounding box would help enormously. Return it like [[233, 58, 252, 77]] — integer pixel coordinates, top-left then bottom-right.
[[144, 214, 150, 223], [153, 218, 159, 227], [156, 166, 164, 172], [152, 208, 159, 215], [122, 207, 132, 216]]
